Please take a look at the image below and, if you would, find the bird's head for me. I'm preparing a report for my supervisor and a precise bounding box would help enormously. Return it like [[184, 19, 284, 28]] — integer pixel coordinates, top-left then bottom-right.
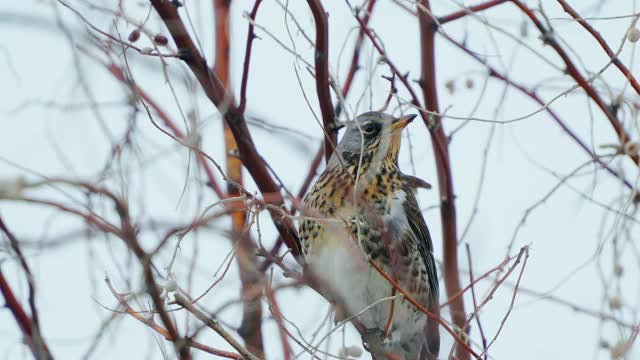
[[329, 111, 416, 170]]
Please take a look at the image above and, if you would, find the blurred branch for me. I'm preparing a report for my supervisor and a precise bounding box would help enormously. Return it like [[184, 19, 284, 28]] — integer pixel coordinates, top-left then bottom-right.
[[6, 180, 191, 359], [214, 0, 265, 356], [0, 268, 53, 360], [0, 216, 46, 355], [105, 277, 241, 359], [264, 278, 291, 360], [105, 62, 226, 198], [108, 191, 192, 360], [149, 0, 301, 259], [174, 292, 261, 360], [259, 142, 323, 272], [437, 0, 508, 24]]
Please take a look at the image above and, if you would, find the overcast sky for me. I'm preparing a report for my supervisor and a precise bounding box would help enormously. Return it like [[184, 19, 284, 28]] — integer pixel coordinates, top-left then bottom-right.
[[1, 0, 639, 359]]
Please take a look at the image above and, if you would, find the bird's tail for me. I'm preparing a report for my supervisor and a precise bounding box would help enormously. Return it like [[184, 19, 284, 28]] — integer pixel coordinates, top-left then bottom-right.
[[422, 303, 441, 360]]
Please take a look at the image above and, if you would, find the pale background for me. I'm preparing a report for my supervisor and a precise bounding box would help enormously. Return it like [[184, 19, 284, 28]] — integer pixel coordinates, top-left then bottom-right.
[[1, 0, 639, 359]]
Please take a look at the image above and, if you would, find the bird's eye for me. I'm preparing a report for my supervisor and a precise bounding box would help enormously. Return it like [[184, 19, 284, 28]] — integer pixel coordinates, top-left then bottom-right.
[[361, 123, 377, 134]]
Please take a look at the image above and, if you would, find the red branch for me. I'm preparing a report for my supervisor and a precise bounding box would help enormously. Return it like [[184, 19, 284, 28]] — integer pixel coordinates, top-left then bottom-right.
[[349, 5, 471, 357], [349, 8, 469, 355], [259, 142, 323, 271], [106, 277, 241, 359], [149, 0, 301, 258], [556, 0, 640, 97], [338, 0, 377, 115], [239, 0, 263, 114], [511, 0, 639, 165], [106, 63, 226, 198], [437, 0, 508, 24], [418, 2, 469, 359], [369, 261, 480, 359], [264, 282, 291, 360], [214, 0, 265, 356], [0, 270, 53, 360], [440, 33, 636, 192], [306, 0, 337, 162], [0, 216, 45, 352]]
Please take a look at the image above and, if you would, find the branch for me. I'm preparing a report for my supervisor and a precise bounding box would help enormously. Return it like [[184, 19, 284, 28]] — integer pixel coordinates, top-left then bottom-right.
[[465, 245, 488, 359], [437, 0, 508, 24], [368, 261, 480, 359], [174, 292, 261, 360], [214, 0, 265, 356], [440, 33, 636, 193], [238, 0, 263, 114], [113, 198, 191, 360], [149, 0, 301, 259], [264, 280, 291, 360], [0, 270, 53, 360], [417, 2, 469, 359], [105, 62, 226, 198], [105, 277, 241, 359], [337, 0, 377, 116], [259, 142, 323, 272], [0, 216, 48, 358], [511, 0, 639, 165], [306, 0, 337, 162], [235, 233, 265, 358], [556, 0, 640, 97]]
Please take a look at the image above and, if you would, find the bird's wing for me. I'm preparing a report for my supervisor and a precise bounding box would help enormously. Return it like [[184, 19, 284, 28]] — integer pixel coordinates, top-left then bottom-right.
[[400, 186, 441, 359], [401, 186, 439, 302]]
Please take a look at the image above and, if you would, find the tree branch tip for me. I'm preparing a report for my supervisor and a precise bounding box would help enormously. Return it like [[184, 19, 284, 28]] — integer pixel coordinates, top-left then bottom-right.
[[413, 78, 425, 88]]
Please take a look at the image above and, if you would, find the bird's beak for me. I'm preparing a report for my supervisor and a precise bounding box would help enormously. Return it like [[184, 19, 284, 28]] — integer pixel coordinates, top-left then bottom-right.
[[390, 114, 417, 131]]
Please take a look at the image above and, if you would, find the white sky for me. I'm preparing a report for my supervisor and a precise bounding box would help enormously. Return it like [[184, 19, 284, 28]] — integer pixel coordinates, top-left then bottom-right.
[[1, 0, 639, 359]]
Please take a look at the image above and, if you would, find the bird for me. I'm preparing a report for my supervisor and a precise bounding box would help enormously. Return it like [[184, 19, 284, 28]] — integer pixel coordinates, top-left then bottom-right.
[[299, 111, 440, 359]]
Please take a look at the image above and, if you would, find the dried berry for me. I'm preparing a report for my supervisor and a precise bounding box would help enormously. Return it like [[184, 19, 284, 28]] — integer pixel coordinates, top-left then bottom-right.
[[154, 34, 169, 46], [128, 29, 141, 43], [608, 296, 622, 309], [628, 27, 640, 43], [445, 79, 455, 94], [465, 78, 474, 89]]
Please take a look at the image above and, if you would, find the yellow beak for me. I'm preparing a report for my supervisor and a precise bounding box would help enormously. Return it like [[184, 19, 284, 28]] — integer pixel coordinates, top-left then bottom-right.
[[390, 114, 417, 131]]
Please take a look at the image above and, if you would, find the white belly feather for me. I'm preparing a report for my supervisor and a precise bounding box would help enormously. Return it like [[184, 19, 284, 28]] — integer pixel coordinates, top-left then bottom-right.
[[305, 191, 427, 350]]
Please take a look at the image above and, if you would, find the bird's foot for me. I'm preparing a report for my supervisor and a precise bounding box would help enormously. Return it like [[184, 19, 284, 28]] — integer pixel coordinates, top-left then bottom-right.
[[362, 328, 386, 359]]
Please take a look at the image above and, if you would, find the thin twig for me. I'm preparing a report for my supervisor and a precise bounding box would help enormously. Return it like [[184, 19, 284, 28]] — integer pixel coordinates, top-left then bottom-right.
[[173, 292, 261, 360]]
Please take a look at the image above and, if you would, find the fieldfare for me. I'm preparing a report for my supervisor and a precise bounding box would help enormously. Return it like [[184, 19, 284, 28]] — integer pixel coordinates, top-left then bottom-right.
[[300, 111, 440, 359]]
